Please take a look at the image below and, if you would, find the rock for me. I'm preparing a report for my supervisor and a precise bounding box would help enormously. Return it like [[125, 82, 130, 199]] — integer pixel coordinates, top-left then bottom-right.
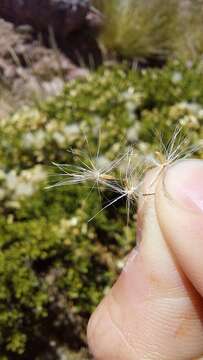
[[0, 1, 103, 68]]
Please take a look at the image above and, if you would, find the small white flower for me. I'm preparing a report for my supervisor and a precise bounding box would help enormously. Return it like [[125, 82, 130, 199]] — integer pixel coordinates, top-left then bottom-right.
[[127, 122, 140, 142], [68, 217, 78, 227], [15, 182, 34, 197], [6, 170, 18, 191], [138, 142, 149, 153], [0, 169, 6, 180], [0, 188, 5, 200], [23, 130, 46, 149], [125, 101, 137, 113], [53, 132, 66, 146], [63, 124, 80, 139], [46, 120, 58, 133], [122, 87, 135, 99], [35, 130, 46, 149], [180, 115, 199, 128], [198, 109, 203, 119], [117, 259, 125, 270], [178, 101, 201, 114], [23, 132, 34, 148], [28, 166, 47, 184], [94, 156, 111, 170], [171, 72, 182, 83]]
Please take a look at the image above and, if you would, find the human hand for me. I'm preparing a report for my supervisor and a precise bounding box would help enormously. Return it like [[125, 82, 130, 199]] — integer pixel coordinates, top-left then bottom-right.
[[87, 160, 203, 360]]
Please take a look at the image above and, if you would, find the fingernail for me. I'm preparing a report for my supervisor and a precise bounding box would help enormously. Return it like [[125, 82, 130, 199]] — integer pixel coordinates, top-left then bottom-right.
[[164, 160, 203, 213]]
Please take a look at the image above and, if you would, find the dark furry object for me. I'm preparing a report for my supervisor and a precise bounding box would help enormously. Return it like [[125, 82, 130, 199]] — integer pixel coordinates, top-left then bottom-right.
[[0, 0, 90, 37]]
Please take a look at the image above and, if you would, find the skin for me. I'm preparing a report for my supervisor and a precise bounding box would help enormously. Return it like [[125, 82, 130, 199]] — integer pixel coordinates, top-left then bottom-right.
[[87, 159, 203, 360]]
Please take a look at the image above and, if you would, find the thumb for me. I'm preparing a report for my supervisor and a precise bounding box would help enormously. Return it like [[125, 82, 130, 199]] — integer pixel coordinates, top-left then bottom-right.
[[156, 159, 203, 298], [87, 163, 203, 360]]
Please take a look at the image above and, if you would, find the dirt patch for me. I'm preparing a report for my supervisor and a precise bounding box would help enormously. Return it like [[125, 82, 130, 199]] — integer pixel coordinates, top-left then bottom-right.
[[0, 19, 90, 118]]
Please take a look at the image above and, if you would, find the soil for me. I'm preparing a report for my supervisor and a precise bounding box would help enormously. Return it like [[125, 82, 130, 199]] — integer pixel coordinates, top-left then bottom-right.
[[0, 18, 96, 118]]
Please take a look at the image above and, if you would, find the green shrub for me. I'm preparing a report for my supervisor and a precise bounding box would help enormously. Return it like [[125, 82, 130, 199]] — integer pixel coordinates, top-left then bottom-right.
[[0, 61, 202, 358]]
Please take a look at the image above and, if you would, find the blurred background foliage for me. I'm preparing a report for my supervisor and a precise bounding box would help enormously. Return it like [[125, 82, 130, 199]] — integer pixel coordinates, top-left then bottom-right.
[[0, 0, 203, 359], [94, 0, 203, 62], [94, 0, 180, 61]]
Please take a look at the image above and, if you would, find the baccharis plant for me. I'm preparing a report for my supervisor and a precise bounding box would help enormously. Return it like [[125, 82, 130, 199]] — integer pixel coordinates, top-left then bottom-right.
[[47, 139, 130, 190], [48, 127, 201, 222], [47, 141, 147, 224], [87, 148, 146, 223]]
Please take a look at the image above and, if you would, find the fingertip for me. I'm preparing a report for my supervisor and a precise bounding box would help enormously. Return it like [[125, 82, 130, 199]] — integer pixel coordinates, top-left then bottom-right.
[[156, 159, 203, 297], [162, 159, 203, 214]]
